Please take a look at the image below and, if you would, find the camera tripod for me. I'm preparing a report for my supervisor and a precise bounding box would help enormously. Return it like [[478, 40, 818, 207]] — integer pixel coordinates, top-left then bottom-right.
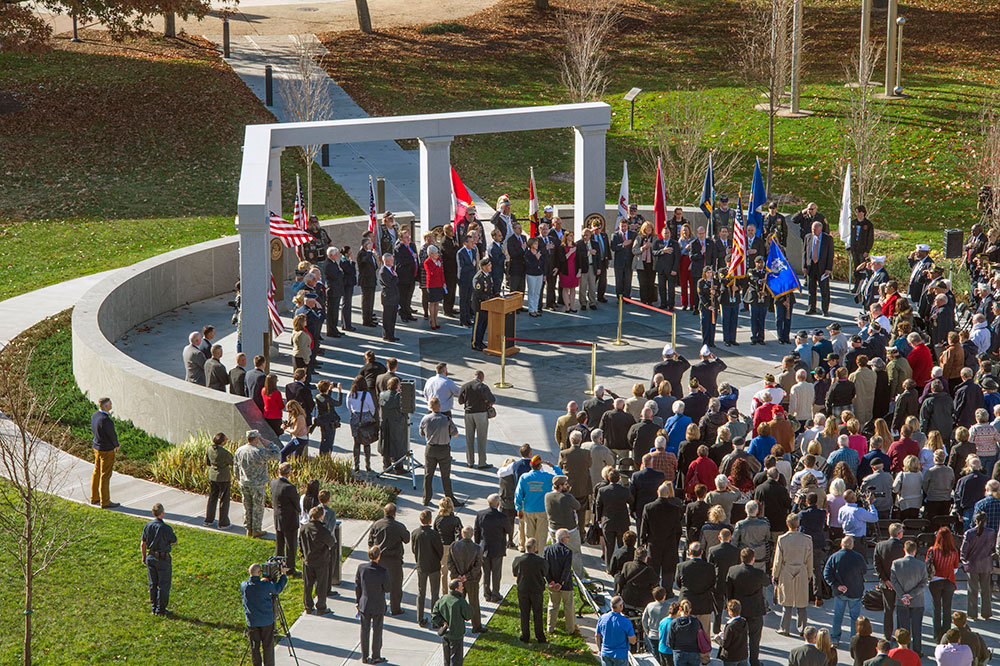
[[237, 593, 300, 666], [375, 414, 422, 489]]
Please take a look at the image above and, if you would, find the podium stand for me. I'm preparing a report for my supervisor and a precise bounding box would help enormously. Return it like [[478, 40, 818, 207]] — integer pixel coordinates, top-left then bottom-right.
[[482, 292, 522, 357]]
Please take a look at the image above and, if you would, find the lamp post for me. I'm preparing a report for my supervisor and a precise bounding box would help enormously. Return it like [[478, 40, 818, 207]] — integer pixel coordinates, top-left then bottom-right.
[[790, 0, 802, 114], [883, 0, 898, 97], [894, 16, 906, 96]]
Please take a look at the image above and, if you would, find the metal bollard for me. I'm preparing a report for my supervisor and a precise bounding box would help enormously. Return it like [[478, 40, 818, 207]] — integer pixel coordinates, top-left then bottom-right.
[[222, 18, 230, 58], [494, 335, 513, 389], [265, 65, 273, 106], [893, 17, 906, 96], [321, 144, 330, 167], [583, 343, 597, 395], [611, 297, 629, 346]]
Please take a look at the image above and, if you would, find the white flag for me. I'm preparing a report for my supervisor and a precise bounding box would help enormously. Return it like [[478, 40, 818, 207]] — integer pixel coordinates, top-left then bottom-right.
[[839, 164, 852, 249], [617, 160, 629, 221]]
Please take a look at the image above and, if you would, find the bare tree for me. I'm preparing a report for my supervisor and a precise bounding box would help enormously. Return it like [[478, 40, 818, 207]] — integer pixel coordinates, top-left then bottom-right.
[[557, 0, 621, 103], [354, 0, 372, 33], [279, 34, 334, 213], [973, 94, 1000, 232], [0, 356, 87, 666], [645, 90, 744, 205], [735, 0, 794, 193], [836, 40, 894, 221]]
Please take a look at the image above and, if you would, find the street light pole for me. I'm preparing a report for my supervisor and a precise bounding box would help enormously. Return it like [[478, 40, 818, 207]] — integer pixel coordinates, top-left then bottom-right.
[[883, 0, 898, 97], [894, 17, 906, 96]]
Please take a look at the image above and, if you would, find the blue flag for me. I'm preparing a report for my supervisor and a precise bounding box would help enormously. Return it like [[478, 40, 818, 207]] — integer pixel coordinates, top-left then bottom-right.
[[765, 238, 801, 299], [699, 154, 714, 235], [747, 158, 766, 232]]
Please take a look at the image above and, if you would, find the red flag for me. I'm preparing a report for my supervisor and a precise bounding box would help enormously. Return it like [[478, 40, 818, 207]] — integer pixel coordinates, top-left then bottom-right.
[[528, 167, 540, 237], [653, 157, 667, 236], [451, 166, 473, 226], [368, 175, 378, 236]]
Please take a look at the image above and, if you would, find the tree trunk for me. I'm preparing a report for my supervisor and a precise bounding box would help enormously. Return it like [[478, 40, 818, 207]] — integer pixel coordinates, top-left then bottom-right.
[[307, 162, 314, 216], [354, 0, 373, 33], [164, 12, 176, 38], [767, 110, 774, 194], [23, 510, 31, 666], [535, 0, 549, 10]]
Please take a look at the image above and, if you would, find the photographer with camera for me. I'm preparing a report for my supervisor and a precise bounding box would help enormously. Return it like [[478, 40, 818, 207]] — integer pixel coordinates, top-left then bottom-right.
[[837, 489, 880, 563], [241, 559, 288, 666]]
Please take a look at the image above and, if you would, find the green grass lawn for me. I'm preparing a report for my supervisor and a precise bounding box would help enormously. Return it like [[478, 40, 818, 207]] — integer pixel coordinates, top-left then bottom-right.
[[0, 493, 305, 664], [465, 586, 597, 666], [319, 0, 999, 268], [0, 32, 360, 300]]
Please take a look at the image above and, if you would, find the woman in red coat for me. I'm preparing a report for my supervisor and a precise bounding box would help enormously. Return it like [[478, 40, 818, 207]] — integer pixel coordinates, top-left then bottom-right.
[[260, 373, 285, 437], [424, 245, 446, 330], [685, 444, 719, 498], [906, 332, 934, 388]]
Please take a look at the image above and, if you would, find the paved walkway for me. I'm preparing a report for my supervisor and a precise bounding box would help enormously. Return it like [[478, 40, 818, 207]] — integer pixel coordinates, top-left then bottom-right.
[[219, 34, 494, 219]]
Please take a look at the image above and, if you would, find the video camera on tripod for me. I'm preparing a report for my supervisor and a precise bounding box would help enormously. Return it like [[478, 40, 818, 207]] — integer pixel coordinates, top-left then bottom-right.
[[260, 555, 287, 581]]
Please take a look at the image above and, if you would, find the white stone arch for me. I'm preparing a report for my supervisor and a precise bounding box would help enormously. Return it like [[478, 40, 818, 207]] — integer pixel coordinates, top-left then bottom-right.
[[236, 102, 612, 359]]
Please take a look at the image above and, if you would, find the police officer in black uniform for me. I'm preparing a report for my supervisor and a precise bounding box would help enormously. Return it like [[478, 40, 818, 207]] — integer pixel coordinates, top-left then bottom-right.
[[745, 255, 768, 345], [472, 258, 497, 351], [141, 503, 177, 616], [762, 203, 787, 248], [697, 267, 720, 347]]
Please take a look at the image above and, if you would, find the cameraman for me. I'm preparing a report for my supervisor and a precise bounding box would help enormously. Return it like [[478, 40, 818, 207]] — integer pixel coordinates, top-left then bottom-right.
[[241, 561, 288, 666], [837, 489, 879, 563]]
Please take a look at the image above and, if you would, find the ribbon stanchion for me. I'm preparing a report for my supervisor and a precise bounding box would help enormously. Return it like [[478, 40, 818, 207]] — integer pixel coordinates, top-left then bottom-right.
[[610, 297, 628, 346], [620, 297, 677, 352], [494, 334, 514, 389], [583, 343, 597, 395]]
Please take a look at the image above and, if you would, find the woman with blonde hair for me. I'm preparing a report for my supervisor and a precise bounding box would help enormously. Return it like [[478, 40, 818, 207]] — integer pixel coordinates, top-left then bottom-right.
[[290, 313, 312, 381], [828, 477, 847, 540], [281, 399, 308, 462], [698, 504, 732, 553], [626, 382, 647, 420], [558, 230, 579, 312], [433, 496, 463, 595], [872, 418, 892, 449], [921, 430, 946, 470], [817, 415, 840, 457], [815, 628, 838, 666], [893, 454, 924, 519], [633, 220, 658, 304]]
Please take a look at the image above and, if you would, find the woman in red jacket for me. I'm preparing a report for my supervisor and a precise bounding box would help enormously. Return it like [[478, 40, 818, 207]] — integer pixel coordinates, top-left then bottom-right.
[[261, 373, 285, 436], [906, 331, 934, 388], [424, 245, 445, 330]]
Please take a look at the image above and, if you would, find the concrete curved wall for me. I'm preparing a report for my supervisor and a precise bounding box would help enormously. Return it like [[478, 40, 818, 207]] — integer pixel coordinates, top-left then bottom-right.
[[72, 213, 411, 445]]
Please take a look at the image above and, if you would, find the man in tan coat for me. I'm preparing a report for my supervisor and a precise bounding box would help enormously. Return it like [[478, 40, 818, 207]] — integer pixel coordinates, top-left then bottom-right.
[[559, 430, 593, 534], [849, 355, 877, 426], [554, 401, 579, 450], [772, 512, 813, 637]]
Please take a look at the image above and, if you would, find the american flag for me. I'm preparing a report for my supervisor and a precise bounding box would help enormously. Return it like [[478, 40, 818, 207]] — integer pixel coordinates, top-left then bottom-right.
[[368, 175, 378, 235], [727, 191, 747, 279], [527, 167, 539, 237], [269, 212, 312, 247], [267, 273, 284, 336], [292, 175, 308, 231]]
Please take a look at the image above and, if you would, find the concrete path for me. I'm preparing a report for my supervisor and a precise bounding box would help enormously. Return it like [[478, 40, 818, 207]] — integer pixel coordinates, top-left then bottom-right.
[[219, 34, 494, 220]]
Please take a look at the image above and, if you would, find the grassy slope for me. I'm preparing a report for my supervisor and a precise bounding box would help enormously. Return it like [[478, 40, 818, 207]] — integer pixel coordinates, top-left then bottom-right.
[[318, 0, 1000, 263], [0, 33, 360, 299], [0, 493, 304, 664]]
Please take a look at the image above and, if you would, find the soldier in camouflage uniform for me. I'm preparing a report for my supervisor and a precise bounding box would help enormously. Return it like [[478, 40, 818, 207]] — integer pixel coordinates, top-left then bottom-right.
[[234, 429, 281, 538]]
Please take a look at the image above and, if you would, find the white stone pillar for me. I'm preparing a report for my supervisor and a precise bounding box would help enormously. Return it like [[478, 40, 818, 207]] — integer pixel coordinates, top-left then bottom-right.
[[790, 0, 803, 114], [419, 136, 453, 238], [859, 0, 871, 85], [267, 146, 283, 218], [573, 124, 608, 238]]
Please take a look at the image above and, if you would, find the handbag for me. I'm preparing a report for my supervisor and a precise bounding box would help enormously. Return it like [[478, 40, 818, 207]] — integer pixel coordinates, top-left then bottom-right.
[[862, 584, 885, 611], [585, 522, 603, 547], [697, 627, 712, 653], [487, 406, 497, 419], [926, 548, 937, 578]]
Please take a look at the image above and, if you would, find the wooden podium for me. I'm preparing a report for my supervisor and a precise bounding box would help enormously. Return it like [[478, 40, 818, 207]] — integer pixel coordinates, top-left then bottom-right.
[[482, 292, 522, 357]]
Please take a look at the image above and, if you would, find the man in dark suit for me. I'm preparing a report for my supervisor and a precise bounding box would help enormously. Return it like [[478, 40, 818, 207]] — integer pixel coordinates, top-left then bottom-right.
[[790, 202, 829, 240], [228, 352, 248, 396], [204, 344, 229, 391], [788, 626, 829, 666], [708, 528, 741, 633], [322, 246, 345, 338], [690, 349, 727, 397], [688, 226, 716, 310], [270, 463, 300, 574], [457, 235, 479, 326], [357, 237, 380, 328], [640, 482, 684, 591], [411, 509, 443, 626], [591, 218, 611, 302], [378, 254, 400, 342], [285, 369, 314, 428], [339, 248, 357, 331], [726, 548, 770, 666], [90, 397, 120, 509], [856, 257, 890, 311], [874, 523, 905, 639], [744, 223, 766, 267], [615, 546, 658, 610], [488, 229, 506, 295], [907, 244, 933, 304], [653, 345, 690, 399], [890, 540, 928, 655], [245, 355, 267, 411], [356, 545, 390, 665], [629, 454, 664, 535], [368, 503, 410, 616], [448, 526, 485, 632], [610, 217, 635, 300], [863, 640, 902, 666], [655, 226, 681, 310], [299, 504, 335, 615], [676, 542, 716, 630], [598, 398, 636, 456], [803, 220, 834, 316], [595, 469, 631, 567], [850, 205, 875, 279], [394, 227, 418, 322], [512, 537, 548, 643], [474, 494, 511, 603], [506, 222, 527, 295]]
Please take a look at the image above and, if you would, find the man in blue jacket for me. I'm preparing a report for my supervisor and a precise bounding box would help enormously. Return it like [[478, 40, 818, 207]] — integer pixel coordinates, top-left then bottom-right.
[[241, 561, 288, 666], [822, 536, 867, 647], [90, 397, 120, 509], [514, 455, 563, 552]]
